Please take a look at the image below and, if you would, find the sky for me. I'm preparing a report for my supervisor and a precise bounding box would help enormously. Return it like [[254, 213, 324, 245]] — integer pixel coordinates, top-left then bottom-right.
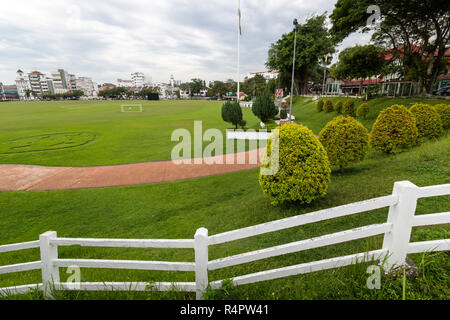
[[0, 0, 372, 85]]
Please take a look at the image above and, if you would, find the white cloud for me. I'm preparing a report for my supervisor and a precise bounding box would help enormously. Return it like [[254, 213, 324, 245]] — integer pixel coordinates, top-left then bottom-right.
[[0, 0, 371, 85]]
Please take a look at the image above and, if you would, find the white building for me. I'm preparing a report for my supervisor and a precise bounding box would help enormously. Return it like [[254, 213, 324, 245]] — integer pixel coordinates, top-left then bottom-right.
[[117, 79, 133, 87], [51, 69, 70, 94], [68, 74, 77, 91], [245, 71, 279, 81], [28, 71, 48, 96], [76, 77, 98, 98], [15, 69, 32, 100], [131, 72, 145, 87]]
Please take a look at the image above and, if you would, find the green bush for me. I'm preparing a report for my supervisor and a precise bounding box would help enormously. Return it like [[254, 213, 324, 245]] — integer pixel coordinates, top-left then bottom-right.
[[335, 101, 343, 113], [409, 103, 443, 140], [317, 99, 324, 112], [342, 99, 355, 116], [279, 109, 287, 119], [433, 103, 450, 129], [259, 123, 331, 205], [323, 100, 334, 112], [319, 116, 369, 172], [252, 90, 278, 123], [356, 103, 369, 119], [369, 104, 418, 153], [239, 119, 247, 129], [221, 101, 243, 129]]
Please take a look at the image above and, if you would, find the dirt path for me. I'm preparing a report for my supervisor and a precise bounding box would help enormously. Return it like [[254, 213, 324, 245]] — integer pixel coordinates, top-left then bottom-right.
[[0, 148, 266, 191]]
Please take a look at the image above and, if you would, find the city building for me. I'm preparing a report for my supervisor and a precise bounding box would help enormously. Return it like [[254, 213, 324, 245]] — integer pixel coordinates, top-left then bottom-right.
[[131, 72, 145, 87], [1, 84, 19, 100], [245, 71, 279, 81], [15, 69, 32, 100], [68, 74, 78, 91], [76, 77, 98, 98], [100, 83, 116, 91], [117, 79, 133, 87], [51, 69, 70, 94], [27, 71, 47, 96], [170, 75, 181, 87]]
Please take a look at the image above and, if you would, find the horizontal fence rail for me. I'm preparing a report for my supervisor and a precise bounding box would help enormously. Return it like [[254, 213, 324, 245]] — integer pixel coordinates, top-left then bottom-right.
[[52, 237, 195, 249], [0, 240, 40, 253], [208, 223, 391, 270], [208, 194, 398, 245], [0, 181, 449, 299], [54, 259, 195, 271]]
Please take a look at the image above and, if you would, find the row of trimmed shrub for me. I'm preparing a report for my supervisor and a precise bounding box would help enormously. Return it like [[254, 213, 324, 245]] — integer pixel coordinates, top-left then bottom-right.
[[317, 99, 369, 119], [259, 102, 449, 205], [370, 103, 449, 153]]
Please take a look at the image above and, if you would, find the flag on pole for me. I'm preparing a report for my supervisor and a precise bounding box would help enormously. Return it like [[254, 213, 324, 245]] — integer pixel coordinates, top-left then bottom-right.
[[238, 0, 242, 35]]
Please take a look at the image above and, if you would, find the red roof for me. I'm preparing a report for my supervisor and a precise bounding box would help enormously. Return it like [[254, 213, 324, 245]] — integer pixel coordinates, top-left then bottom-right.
[[384, 45, 450, 61]]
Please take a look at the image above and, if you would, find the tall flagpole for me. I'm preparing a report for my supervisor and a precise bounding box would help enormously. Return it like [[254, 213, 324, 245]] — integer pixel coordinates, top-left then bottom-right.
[[237, 0, 240, 103]]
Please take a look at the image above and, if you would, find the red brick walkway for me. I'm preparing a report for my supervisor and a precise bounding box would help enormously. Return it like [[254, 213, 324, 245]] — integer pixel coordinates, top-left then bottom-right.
[[0, 148, 265, 191]]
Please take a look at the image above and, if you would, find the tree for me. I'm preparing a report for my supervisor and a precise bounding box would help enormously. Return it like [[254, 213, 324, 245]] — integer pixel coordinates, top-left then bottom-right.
[[190, 78, 204, 96], [330, 0, 450, 94], [252, 90, 278, 123], [332, 45, 385, 96], [266, 14, 336, 95], [221, 101, 243, 129], [242, 74, 267, 96], [209, 81, 229, 99]]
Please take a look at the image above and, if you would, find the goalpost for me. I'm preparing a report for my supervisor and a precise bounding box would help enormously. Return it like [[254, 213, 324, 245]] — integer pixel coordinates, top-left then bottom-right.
[[120, 104, 143, 112]]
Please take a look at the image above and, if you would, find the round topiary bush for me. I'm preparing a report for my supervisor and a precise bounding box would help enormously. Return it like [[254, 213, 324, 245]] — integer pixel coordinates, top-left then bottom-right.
[[409, 103, 443, 140], [369, 104, 418, 153], [317, 99, 324, 112], [356, 103, 369, 119], [335, 101, 343, 114], [323, 100, 334, 112], [259, 123, 331, 205], [433, 103, 450, 129], [319, 116, 369, 172], [342, 99, 355, 116]]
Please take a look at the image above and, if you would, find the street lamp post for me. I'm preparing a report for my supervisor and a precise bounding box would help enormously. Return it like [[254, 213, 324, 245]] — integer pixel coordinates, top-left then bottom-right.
[[289, 19, 298, 124]]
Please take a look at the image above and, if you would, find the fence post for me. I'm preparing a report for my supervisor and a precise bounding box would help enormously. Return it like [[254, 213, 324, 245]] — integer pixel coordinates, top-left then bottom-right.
[[381, 181, 419, 271], [40, 231, 59, 299], [194, 227, 209, 300]]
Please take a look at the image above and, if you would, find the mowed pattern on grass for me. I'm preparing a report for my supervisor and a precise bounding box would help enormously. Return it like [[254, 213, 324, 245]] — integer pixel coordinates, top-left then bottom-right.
[[0, 100, 264, 167]]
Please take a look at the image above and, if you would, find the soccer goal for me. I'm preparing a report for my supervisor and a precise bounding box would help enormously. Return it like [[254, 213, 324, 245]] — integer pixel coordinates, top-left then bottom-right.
[[121, 104, 143, 112]]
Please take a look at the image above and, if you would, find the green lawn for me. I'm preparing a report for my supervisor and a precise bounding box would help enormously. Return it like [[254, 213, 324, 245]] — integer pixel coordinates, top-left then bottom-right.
[[0, 134, 448, 300], [0, 100, 263, 166], [0, 98, 448, 300]]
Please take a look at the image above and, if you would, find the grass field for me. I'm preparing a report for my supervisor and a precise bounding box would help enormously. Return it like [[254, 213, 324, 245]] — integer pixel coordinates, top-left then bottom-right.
[[0, 98, 448, 300], [0, 100, 263, 166]]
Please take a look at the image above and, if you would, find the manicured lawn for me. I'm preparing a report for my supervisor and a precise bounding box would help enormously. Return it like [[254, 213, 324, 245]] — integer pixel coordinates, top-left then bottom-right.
[[0, 133, 448, 300], [0, 97, 448, 300], [0, 100, 263, 166]]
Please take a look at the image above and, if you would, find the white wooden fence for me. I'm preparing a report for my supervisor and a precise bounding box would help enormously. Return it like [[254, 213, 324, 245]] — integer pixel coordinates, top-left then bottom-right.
[[0, 181, 449, 300]]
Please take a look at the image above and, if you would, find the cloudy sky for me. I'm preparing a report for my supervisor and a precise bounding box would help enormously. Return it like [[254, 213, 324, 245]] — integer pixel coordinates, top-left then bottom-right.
[[0, 0, 371, 85]]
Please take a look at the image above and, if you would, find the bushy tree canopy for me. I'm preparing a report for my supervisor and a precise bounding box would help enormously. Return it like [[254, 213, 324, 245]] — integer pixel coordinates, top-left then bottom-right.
[[221, 101, 243, 129], [252, 90, 278, 123], [266, 14, 336, 95]]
